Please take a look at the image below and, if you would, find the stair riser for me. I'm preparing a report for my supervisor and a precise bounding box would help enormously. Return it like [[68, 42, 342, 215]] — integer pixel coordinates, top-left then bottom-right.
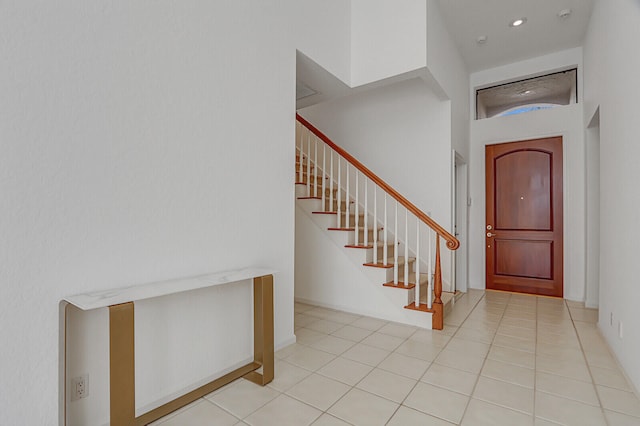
[[323, 200, 354, 212]]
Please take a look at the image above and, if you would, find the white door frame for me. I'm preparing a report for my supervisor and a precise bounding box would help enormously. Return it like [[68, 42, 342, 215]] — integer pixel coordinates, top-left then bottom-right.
[[452, 150, 469, 293]]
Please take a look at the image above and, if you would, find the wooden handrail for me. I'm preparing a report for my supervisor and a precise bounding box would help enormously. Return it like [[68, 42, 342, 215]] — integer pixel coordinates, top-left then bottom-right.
[[296, 113, 460, 251]]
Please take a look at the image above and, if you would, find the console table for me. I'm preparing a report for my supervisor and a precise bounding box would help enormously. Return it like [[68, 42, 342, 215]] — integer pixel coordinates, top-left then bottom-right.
[[62, 267, 276, 426]]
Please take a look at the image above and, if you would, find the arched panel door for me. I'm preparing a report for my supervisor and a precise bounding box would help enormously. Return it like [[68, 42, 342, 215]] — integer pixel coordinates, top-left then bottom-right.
[[485, 137, 563, 297]]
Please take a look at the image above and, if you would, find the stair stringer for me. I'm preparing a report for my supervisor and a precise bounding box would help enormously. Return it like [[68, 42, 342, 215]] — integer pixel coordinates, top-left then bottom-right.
[[295, 199, 433, 329]]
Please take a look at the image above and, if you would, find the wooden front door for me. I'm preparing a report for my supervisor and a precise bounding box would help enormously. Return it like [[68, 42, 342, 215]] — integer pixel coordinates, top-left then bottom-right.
[[485, 137, 563, 297]]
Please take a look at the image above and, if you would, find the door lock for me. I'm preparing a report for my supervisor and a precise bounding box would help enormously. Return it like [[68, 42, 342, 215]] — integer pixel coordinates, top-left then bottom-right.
[[486, 225, 492, 230]]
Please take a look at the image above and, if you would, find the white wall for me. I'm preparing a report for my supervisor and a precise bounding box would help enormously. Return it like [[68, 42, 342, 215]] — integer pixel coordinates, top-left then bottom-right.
[[468, 49, 586, 302], [426, 0, 470, 160], [350, 0, 427, 87], [0, 2, 296, 424], [583, 0, 640, 392], [299, 78, 455, 287], [295, 0, 352, 85]]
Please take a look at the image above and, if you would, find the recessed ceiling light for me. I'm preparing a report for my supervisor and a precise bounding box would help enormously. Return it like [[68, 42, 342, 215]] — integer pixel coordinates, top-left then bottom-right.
[[519, 90, 533, 95], [558, 9, 572, 19], [476, 35, 488, 45], [510, 17, 527, 27]]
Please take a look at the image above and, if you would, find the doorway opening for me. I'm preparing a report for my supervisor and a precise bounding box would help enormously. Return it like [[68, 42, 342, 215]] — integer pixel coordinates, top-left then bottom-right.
[[453, 152, 468, 292], [585, 108, 601, 308]]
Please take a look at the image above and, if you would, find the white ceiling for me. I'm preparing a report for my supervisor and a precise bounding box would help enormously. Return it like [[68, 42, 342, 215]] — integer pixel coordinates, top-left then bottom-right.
[[436, 0, 595, 72]]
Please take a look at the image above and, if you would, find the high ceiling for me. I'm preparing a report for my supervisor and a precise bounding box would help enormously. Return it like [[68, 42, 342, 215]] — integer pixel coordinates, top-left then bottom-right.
[[436, 0, 595, 72]]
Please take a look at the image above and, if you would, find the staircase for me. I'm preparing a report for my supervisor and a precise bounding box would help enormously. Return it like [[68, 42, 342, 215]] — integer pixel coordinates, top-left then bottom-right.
[[294, 114, 459, 330]]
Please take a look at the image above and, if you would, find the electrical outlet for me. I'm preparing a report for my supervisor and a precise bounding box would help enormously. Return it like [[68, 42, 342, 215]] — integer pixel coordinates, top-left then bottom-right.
[[71, 375, 89, 401]]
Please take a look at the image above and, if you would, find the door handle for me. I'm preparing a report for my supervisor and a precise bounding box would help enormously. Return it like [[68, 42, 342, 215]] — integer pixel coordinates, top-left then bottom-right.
[[487, 232, 496, 238]]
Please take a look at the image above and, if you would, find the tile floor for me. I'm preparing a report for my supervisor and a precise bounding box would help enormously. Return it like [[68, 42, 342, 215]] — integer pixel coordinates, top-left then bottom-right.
[[151, 290, 640, 425]]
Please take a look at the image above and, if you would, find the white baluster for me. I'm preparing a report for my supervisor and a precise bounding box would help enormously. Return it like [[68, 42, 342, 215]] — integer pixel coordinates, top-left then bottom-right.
[[364, 179, 369, 246], [383, 194, 388, 265], [329, 150, 334, 212], [373, 187, 378, 263], [337, 157, 341, 227], [306, 134, 311, 197], [354, 173, 359, 245], [404, 209, 409, 286], [394, 202, 398, 285], [428, 229, 433, 309], [345, 163, 350, 227], [322, 144, 326, 211], [313, 136, 318, 197], [298, 125, 303, 183], [415, 218, 420, 307]]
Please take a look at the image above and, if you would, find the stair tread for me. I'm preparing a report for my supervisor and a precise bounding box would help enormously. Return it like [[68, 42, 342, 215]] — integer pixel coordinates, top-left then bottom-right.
[[383, 275, 429, 288], [363, 256, 415, 268], [344, 242, 395, 249], [328, 226, 383, 232]]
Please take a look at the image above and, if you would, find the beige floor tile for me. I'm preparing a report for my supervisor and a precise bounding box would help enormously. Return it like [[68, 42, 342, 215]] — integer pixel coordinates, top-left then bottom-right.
[[284, 346, 336, 371], [360, 331, 405, 351], [536, 332, 580, 347], [306, 319, 344, 334], [395, 339, 443, 361], [328, 388, 398, 426], [536, 342, 586, 362], [356, 368, 417, 403], [350, 316, 388, 331], [481, 358, 534, 388], [536, 354, 592, 382], [488, 345, 535, 369], [473, 376, 534, 414], [387, 406, 456, 426], [585, 350, 620, 370], [285, 373, 350, 411], [328, 311, 362, 325], [459, 318, 500, 332], [446, 336, 491, 358], [295, 303, 315, 313], [377, 351, 431, 379], [317, 356, 373, 386], [308, 335, 355, 355], [377, 322, 417, 338], [296, 328, 327, 345], [497, 324, 536, 340], [310, 414, 352, 426], [207, 379, 279, 419], [454, 325, 496, 344], [409, 329, 452, 347], [461, 398, 534, 426], [604, 409, 640, 426], [569, 307, 599, 323], [434, 348, 486, 374], [404, 382, 469, 424], [331, 324, 372, 342], [493, 333, 536, 353], [341, 342, 390, 366], [596, 385, 640, 417], [535, 391, 608, 426], [157, 400, 239, 426], [590, 365, 633, 391], [306, 307, 339, 319], [244, 394, 322, 426], [275, 343, 304, 359], [536, 372, 600, 406], [295, 313, 319, 328], [267, 359, 312, 392], [421, 363, 478, 395], [533, 418, 560, 426]]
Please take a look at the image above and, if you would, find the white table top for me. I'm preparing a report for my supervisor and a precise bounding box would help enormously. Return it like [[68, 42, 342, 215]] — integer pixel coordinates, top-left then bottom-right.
[[63, 267, 276, 310]]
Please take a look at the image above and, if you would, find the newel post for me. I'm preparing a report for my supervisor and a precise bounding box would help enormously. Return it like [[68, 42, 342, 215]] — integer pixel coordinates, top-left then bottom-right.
[[432, 234, 444, 330]]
